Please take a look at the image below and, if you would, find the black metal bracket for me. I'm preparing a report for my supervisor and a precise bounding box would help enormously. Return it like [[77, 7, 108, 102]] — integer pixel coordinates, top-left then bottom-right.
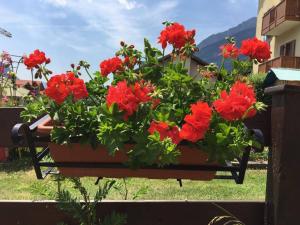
[[177, 179, 183, 187], [11, 115, 263, 184]]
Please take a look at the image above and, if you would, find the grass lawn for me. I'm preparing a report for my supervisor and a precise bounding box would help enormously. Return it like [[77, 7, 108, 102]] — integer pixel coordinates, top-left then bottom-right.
[[0, 158, 266, 200]]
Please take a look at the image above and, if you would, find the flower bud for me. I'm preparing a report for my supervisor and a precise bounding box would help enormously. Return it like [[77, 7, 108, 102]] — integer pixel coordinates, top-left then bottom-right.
[[129, 45, 134, 49], [71, 63, 75, 68], [46, 58, 51, 64], [120, 41, 125, 46], [76, 66, 81, 70]]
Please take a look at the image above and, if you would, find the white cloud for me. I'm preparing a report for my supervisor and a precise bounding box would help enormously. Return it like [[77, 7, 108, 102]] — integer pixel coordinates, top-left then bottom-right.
[[227, 0, 258, 4], [43, 0, 68, 7], [2, 0, 179, 62], [117, 0, 142, 10], [41, 0, 178, 51], [45, 11, 67, 19]]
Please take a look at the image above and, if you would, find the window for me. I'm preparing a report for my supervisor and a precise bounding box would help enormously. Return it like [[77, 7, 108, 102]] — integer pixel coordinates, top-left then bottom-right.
[[280, 40, 296, 57]]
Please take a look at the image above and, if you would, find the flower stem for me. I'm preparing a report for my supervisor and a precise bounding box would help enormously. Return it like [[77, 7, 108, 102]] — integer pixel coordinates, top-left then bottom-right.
[[84, 67, 93, 80]]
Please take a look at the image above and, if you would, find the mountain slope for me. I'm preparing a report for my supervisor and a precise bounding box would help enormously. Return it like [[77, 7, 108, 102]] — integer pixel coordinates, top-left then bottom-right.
[[195, 17, 257, 68]]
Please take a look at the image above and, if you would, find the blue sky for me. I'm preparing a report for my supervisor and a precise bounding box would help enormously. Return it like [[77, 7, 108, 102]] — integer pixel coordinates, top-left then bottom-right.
[[0, 0, 258, 80]]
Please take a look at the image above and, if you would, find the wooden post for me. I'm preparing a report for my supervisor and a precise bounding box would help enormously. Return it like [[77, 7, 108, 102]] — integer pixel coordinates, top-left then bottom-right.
[[265, 84, 300, 225]]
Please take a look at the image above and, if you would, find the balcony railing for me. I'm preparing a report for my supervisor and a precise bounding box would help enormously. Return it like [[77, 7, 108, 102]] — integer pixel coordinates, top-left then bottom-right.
[[258, 56, 300, 73], [262, 0, 300, 36]]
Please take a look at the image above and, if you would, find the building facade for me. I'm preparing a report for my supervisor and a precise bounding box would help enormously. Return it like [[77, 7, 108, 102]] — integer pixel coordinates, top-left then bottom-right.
[[254, 0, 300, 73], [160, 54, 208, 79]]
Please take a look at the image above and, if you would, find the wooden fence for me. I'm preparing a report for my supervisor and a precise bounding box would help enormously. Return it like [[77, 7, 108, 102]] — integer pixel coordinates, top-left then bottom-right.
[[0, 200, 264, 225]]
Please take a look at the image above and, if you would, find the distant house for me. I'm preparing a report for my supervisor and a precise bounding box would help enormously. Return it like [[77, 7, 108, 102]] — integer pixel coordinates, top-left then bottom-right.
[[160, 54, 208, 78], [255, 0, 300, 73], [16, 80, 45, 92], [1, 78, 45, 106]]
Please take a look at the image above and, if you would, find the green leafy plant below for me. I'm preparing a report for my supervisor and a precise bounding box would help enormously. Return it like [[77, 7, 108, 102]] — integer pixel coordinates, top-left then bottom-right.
[[56, 178, 126, 225]]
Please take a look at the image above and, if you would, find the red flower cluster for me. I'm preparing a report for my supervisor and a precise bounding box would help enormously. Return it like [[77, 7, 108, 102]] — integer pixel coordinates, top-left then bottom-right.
[[45, 72, 88, 104], [106, 80, 153, 119], [240, 37, 271, 62], [23, 50, 50, 69], [148, 121, 182, 144], [180, 102, 212, 142], [100, 57, 123, 77], [158, 22, 195, 49], [220, 43, 239, 59], [213, 81, 257, 121], [134, 81, 160, 109], [134, 82, 153, 103]]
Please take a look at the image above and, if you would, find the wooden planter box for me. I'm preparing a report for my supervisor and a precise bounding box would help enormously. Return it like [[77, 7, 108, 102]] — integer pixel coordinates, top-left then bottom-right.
[[0, 107, 24, 147], [38, 118, 216, 180]]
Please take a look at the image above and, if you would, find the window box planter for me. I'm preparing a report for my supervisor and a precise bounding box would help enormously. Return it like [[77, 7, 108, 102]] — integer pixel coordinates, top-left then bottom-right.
[[37, 117, 216, 180], [12, 115, 256, 184]]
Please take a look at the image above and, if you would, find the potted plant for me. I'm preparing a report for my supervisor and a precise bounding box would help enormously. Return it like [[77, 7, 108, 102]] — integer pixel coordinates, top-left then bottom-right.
[[0, 51, 26, 148], [21, 22, 270, 180], [0, 49, 50, 150]]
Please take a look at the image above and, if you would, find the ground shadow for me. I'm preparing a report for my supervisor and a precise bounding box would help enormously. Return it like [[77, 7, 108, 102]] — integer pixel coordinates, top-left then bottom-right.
[[0, 157, 33, 173]]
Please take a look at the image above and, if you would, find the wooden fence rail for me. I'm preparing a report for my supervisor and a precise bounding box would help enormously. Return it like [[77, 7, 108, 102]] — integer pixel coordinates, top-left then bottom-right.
[[0, 200, 264, 225]]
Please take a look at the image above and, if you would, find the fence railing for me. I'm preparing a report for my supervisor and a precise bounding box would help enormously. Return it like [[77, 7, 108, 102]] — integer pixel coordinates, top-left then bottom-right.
[[261, 0, 300, 35], [258, 56, 300, 73]]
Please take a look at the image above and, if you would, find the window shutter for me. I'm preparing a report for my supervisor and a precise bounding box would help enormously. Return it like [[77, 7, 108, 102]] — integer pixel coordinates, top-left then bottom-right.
[[280, 45, 285, 56], [290, 40, 296, 57]]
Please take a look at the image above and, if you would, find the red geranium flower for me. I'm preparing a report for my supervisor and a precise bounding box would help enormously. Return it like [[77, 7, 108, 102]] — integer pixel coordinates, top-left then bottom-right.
[[185, 29, 196, 44], [180, 101, 212, 142], [106, 80, 154, 120], [240, 37, 271, 62], [213, 81, 257, 121], [158, 22, 196, 49], [100, 57, 123, 77], [134, 82, 153, 103], [148, 121, 182, 144], [45, 72, 88, 104], [220, 43, 239, 59], [106, 80, 137, 119], [23, 49, 50, 69]]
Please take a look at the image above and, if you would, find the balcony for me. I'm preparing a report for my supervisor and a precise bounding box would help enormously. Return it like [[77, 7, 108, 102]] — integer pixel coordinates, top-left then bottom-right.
[[262, 0, 300, 36], [258, 56, 300, 73]]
